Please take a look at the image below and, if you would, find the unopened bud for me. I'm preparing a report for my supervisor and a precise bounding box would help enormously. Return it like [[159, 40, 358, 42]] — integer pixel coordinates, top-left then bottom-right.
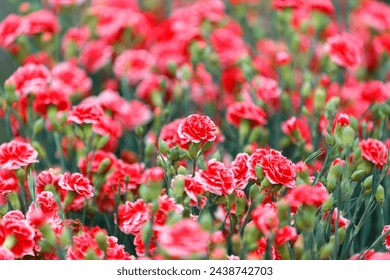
[[325, 134, 335, 146], [95, 231, 108, 252], [158, 138, 170, 154], [341, 126, 355, 146], [96, 135, 110, 149], [97, 158, 112, 174], [314, 87, 327, 111], [33, 118, 45, 135], [172, 176, 185, 197], [351, 170, 367, 181], [375, 185, 385, 206], [327, 177, 337, 192], [199, 211, 213, 232]]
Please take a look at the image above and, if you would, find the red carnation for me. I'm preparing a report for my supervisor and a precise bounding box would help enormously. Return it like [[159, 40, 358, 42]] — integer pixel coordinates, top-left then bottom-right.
[[32, 87, 71, 117], [0, 140, 38, 170], [116, 199, 151, 235], [226, 101, 267, 128], [67, 104, 104, 125], [252, 203, 279, 236], [58, 172, 94, 198], [324, 34, 362, 68], [195, 159, 235, 196], [158, 219, 210, 258], [359, 138, 388, 169], [248, 148, 296, 188], [178, 114, 217, 143]]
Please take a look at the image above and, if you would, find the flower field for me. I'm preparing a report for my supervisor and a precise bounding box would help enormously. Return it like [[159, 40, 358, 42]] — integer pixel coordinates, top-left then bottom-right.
[[0, 0, 390, 260]]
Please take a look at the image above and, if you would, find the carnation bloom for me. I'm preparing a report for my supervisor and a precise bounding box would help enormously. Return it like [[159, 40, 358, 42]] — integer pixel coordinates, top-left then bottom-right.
[[67, 104, 104, 125], [80, 40, 112, 72], [58, 172, 94, 198], [24, 10, 60, 35], [195, 159, 235, 196], [113, 49, 155, 85], [382, 225, 390, 250], [248, 148, 296, 188], [226, 101, 267, 128], [48, 0, 86, 8], [324, 34, 362, 68], [0, 211, 35, 258], [51, 62, 92, 97], [32, 87, 71, 117], [281, 117, 312, 146], [0, 14, 27, 48], [283, 185, 328, 213], [5, 63, 51, 96], [116, 199, 151, 235], [331, 113, 349, 133], [178, 114, 217, 143], [0, 170, 18, 196], [159, 118, 188, 149], [252, 203, 279, 236], [0, 140, 38, 170], [117, 100, 152, 130], [359, 138, 388, 169], [158, 219, 210, 258], [230, 153, 250, 190], [0, 247, 14, 260], [67, 231, 104, 260], [272, 0, 302, 10]]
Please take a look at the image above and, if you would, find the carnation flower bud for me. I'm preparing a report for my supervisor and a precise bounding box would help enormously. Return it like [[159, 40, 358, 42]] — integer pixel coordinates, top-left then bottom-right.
[[328, 162, 344, 179], [336, 114, 350, 127], [232, 234, 241, 256], [84, 250, 100, 260], [39, 223, 57, 247], [243, 225, 261, 251], [64, 191, 77, 208], [97, 158, 112, 175], [337, 227, 346, 244], [341, 126, 355, 146], [7, 192, 21, 210], [95, 231, 107, 253], [167, 61, 178, 75], [296, 205, 317, 232], [293, 235, 304, 259], [96, 135, 110, 149], [60, 228, 72, 246], [320, 241, 334, 260], [375, 185, 385, 206], [199, 211, 213, 232], [356, 161, 373, 174], [277, 201, 290, 223], [363, 175, 373, 190], [141, 221, 153, 245], [326, 177, 337, 192], [235, 194, 247, 218], [177, 166, 187, 175], [325, 134, 335, 146], [173, 176, 185, 197], [16, 168, 26, 184], [33, 118, 45, 136], [322, 194, 334, 211], [301, 81, 312, 98], [261, 177, 272, 189], [2, 235, 17, 250], [32, 141, 47, 160], [351, 170, 367, 181], [255, 165, 264, 181], [325, 97, 340, 114], [239, 119, 250, 144], [314, 87, 327, 111]]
